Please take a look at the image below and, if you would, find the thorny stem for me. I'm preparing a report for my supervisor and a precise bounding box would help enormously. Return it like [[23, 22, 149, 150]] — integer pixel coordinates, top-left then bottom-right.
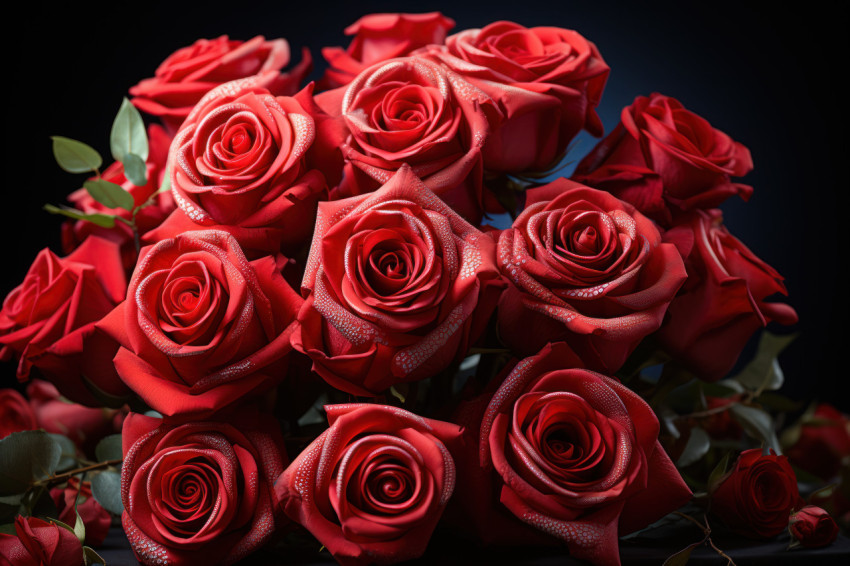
[[672, 512, 737, 566], [33, 459, 122, 488]]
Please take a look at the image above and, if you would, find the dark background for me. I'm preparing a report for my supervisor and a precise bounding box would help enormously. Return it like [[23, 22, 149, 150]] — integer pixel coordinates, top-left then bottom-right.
[[3, 1, 845, 409]]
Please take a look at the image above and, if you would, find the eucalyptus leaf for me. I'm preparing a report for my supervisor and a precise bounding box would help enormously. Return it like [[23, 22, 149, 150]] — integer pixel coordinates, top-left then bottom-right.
[[83, 179, 134, 211], [90, 470, 123, 515], [730, 404, 781, 452], [0, 430, 62, 495], [48, 434, 77, 472], [51, 136, 102, 173], [110, 97, 148, 162], [731, 331, 797, 393], [678, 427, 711, 467], [95, 434, 123, 464], [44, 204, 116, 228], [84, 546, 107, 566], [123, 152, 148, 186]]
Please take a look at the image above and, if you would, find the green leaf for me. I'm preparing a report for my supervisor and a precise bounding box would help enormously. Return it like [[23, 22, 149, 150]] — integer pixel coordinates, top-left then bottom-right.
[[44, 204, 116, 228], [110, 97, 148, 162], [90, 471, 123, 515], [73, 508, 86, 545], [0, 523, 16, 535], [0, 431, 62, 496], [663, 539, 703, 566], [678, 427, 711, 467], [51, 136, 102, 173], [83, 546, 107, 566], [47, 434, 77, 472], [123, 152, 148, 186], [708, 452, 731, 493], [731, 331, 797, 393], [730, 404, 781, 452], [48, 516, 76, 534], [83, 179, 134, 211], [94, 434, 123, 464]]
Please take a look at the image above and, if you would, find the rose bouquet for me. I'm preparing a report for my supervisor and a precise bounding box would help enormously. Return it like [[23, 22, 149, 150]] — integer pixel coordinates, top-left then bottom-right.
[[1, 10, 845, 566]]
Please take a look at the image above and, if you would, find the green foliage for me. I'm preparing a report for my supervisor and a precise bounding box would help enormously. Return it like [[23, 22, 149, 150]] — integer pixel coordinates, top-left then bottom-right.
[[729, 404, 781, 452], [94, 434, 123, 464], [678, 427, 711, 468], [83, 179, 134, 211], [51, 136, 102, 174], [0, 431, 62, 496], [43, 204, 117, 228], [110, 98, 149, 162], [47, 434, 77, 472], [84, 546, 107, 565], [90, 470, 123, 515], [122, 152, 148, 187]]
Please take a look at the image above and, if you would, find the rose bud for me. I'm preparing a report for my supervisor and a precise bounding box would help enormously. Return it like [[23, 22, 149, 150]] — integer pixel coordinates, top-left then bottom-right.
[[785, 404, 850, 481], [711, 448, 803, 539], [421, 21, 609, 175], [321, 12, 455, 88], [292, 166, 504, 396], [146, 79, 327, 257], [275, 404, 463, 565], [573, 93, 753, 225], [121, 412, 286, 566], [97, 230, 302, 421], [130, 35, 311, 133], [315, 56, 499, 223], [0, 388, 37, 438], [658, 209, 797, 382], [789, 506, 839, 549], [0, 516, 83, 566], [0, 236, 130, 407], [452, 343, 691, 566], [49, 477, 111, 547], [61, 124, 175, 271], [496, 179, 686, 374]]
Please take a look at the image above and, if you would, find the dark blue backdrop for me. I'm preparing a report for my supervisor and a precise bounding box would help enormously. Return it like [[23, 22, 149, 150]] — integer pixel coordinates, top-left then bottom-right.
[[4, 0, 844, 409]]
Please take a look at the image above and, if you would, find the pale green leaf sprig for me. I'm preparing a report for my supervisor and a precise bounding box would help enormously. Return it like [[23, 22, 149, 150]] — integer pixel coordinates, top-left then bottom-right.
[[44, 98, 169, 252]]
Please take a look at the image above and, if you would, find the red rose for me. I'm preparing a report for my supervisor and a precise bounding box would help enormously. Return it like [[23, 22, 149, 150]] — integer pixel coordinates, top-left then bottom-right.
[[0, 236, 129, 406], [711, 448, 802, 539], [321, 12, 455, 88], [292, 167, 503, 396], [26, 380, 122, 455], [0, 389, 36, 438], [121, 412, 286, 566], [789, 506, 839, 549], [422, 21, 609, 174], [496, 179, 686, 374], [573, 93, 753, 224], [657, 209, 798, 381], [0, 516, 83, 566], [454, 343, 691, 566], [147, 80, 327, 257], [316, 56, 498, 222], [49, 477, 111, 547], [97, 230, 302, 421], [275, 404, 463, 565], [62, 124, 175, 271], [785, 404, 850, 481], [130, 35, 311, 133]]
